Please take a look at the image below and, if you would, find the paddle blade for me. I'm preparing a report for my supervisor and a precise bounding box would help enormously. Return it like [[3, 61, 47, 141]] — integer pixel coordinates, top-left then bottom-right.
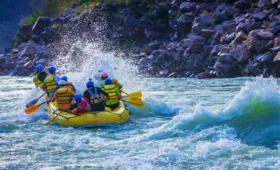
[[126, 92, 142, 98], [24, 104, 40, 114], [124, 99, 144, 108], [129, 97, 143, 102]]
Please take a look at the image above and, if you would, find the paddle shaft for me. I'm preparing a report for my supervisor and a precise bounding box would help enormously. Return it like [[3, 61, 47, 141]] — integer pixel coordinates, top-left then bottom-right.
[[25, 93, 47, 108], [45, 110, 64, 126]]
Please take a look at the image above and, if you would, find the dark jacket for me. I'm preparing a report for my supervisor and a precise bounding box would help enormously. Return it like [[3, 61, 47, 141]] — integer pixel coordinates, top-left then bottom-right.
[[83, 87, 108, 111]]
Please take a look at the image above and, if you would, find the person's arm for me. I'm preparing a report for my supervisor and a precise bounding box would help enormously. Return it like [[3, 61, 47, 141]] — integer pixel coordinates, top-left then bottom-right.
[[42, 82, 46, 91], [33, 77, 38, 87], [83, 91, 90, 100], [54, 76, 60, 84], [51, 93, 57, 102], [97, 88, 109, 97], [71, 84, 76, 93], [70, 89, 75, 97], [115, 88, 121, 97], [117, 82, 123, 89]]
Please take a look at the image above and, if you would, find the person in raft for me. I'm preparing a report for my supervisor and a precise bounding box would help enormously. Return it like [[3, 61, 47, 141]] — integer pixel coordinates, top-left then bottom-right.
[[33, 64, 48, 89], [83, 79, 109, 111], [99, 72, 123, 91], [42, 66, 60, 98], [67, 94, 91, 115], [60, 76, 76, 93], [103, 78, 121, 111], [51, 80, 75, 110]]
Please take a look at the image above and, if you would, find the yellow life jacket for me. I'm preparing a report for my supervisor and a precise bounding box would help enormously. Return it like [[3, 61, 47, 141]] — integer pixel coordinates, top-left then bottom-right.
[[33, 73, 43, 88], [104, 84, 119, 105], [45, 75, 57, 92], [56, 86, 72, 104]]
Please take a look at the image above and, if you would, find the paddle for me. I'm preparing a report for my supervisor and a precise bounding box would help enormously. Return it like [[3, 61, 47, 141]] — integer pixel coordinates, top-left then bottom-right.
[[45, 110, 64, 126], [124, 92, 142, 98], [25, 93, 46, 108], [24, 101, 48, 114], [122, 99, 144, 108]]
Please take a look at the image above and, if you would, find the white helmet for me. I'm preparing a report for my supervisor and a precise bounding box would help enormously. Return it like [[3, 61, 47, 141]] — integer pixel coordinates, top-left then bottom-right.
[[58, 80, 67, 86]]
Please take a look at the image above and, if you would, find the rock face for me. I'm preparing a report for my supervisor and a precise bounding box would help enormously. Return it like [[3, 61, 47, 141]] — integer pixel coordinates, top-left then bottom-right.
[[32, 17, 51, 35], [5, 0, 280, 78]]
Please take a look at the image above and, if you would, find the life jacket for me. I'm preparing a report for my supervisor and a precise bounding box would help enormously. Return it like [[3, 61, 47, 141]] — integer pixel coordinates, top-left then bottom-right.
[[33, 73, 43, 88], [87, 88, 103, 105], [56, 86, 73, 104], [65, 81, 75, 92], [104, 84, 119, 106], [45, 75, 57, 92], [77, 97, 91, 112]]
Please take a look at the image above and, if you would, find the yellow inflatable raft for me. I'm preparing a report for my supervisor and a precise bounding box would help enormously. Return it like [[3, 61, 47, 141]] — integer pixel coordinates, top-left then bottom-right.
[[45, 101, 130, 127]]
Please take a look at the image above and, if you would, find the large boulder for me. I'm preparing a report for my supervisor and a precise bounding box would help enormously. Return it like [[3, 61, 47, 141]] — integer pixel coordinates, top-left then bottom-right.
[[183, 35, 206, 53], [247, 30, 272, 53], [193, 15, 215, 27], [222, 21, 236, 34], [235, 14, 246, 24], [217, 53, 237, 65], [253, 12, 268, 21], [245, 61, 262, 76], [243, 21, 259, 33], [230, 45, 249, 63], [271, 26, 280, 35], [200, 29, 215, 37], [273, 51, 280, 63], [258, 0, 271, 8], [230, 31, 247, 46], [19, 42, 40, 57], [214, 61, 241, 78], [144, 29, 160, 38], [254, 52, 274, 63], [177, 14, 192, 36], [32, 16, 51, 35], [180, 2, 196, 13]]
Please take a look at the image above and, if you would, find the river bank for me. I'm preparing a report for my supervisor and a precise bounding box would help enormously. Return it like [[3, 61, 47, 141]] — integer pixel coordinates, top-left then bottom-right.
[[2, 0, 280, 78]]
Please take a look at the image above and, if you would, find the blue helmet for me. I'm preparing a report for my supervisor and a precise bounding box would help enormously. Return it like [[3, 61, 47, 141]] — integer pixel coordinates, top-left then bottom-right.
[[74, 94, 82, 102], [105, 78, 112, 85], [61, 76, 68, 81], [35, 64, 44, 72], [48, 66, 56, 73], [86, 79, 94, 87]]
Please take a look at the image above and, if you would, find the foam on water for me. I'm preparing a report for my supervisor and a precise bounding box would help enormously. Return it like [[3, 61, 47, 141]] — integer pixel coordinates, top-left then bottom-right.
[[144, 78, 280, 149]]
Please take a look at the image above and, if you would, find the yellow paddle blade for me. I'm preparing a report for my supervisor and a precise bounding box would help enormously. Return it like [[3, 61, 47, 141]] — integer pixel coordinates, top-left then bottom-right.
[[125, 92, 142, 98], [24, 104, 41, 114], [124, 99, 144, 108], [129, 97, 143, 103]]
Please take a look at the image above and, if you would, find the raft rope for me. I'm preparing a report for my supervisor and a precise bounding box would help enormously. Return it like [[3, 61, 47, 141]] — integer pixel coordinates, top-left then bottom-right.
[[51, 108, 122, 120]]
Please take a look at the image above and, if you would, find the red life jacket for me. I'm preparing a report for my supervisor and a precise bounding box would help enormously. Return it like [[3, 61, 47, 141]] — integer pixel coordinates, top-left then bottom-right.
[[76, 97, 91, 115]]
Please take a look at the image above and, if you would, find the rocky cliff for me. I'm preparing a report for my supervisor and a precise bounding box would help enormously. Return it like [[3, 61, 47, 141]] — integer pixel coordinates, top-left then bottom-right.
[[2, 0, 280, 78], [0, 0, 30, 53]]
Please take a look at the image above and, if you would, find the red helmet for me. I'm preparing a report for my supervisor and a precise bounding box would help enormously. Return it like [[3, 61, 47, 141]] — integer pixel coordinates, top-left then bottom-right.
[[100, 72, 108, 79]]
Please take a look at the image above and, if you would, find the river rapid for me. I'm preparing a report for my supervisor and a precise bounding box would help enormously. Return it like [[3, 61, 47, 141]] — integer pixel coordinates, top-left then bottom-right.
[[1, 75, 280, 169], [1, 45, 280, 169]]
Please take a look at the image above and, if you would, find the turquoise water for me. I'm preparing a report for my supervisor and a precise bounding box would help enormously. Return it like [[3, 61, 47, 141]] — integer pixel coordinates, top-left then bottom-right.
[[1, 76, 280, 169]]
